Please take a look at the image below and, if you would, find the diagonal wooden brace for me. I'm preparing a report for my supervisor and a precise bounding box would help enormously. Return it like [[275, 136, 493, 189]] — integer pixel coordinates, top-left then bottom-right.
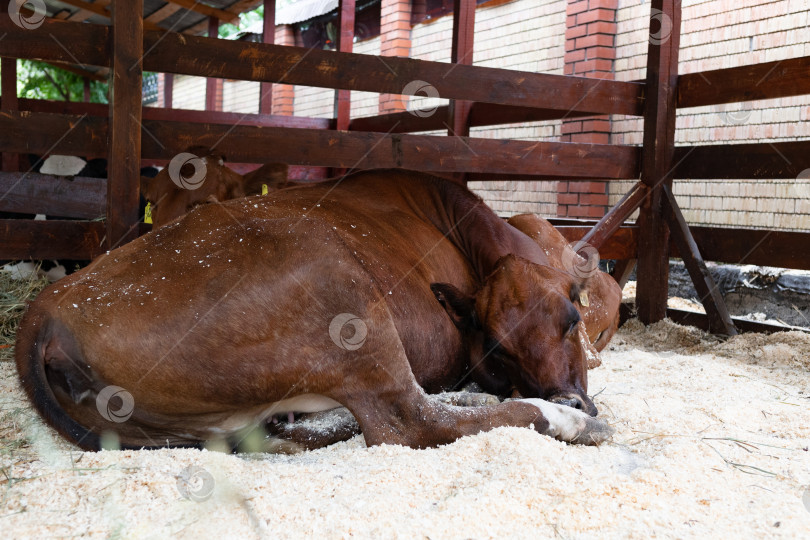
[[582, 181, 649, 251], [661, 185, 738, 336]]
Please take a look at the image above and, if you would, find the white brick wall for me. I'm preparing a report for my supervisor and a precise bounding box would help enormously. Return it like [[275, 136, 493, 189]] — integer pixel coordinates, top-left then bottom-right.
[[293, 36, 383, 119], [169, 1, 810, 231], [611, 0, 810, 232], [223, 80, 260, 114], [171, 75, 206, 110], [409, 0, 566, 217]]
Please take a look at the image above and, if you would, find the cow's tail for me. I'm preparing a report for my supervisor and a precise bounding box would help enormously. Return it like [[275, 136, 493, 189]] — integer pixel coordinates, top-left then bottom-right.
[[16, 308, 207, 451], [15, 309, 101, 450]]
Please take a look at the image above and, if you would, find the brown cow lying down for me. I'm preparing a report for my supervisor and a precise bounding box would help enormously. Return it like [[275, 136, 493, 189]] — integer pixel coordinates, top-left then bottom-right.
[[16, 169, 614, 453], [141, 148, 289, 228], [507, 214, 622, 368]]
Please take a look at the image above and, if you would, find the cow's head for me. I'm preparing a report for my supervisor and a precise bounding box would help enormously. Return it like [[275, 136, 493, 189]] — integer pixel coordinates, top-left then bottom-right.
[[141, 148, 288, 228], [431, 254, 598, 416]]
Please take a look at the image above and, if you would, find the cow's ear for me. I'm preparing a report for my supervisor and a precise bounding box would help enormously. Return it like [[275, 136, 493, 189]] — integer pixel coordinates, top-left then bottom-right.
[[569, 277, 592, 308], [430, 283, 478, 331], [140, 175, 155, 202], [243, 163, 290, 196]]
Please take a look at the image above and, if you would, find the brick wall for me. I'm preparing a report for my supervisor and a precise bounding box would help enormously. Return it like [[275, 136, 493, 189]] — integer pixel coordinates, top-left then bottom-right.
[[411, 0, 567, 218], [611, 0, 810, 231], [166, 1, 810, 231], [380, 0, 412, 112], [272, 24, 296, 115], [171, 75, 206, 111], [293, 36, 382, 119], [556, 0, 617, 219]]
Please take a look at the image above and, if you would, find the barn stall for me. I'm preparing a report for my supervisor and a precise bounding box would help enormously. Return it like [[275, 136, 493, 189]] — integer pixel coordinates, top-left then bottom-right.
[[0, 0, 809, 537]]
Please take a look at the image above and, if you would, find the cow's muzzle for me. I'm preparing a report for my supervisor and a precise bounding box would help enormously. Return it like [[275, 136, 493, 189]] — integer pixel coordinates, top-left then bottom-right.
[[549, 394, 598, 417]]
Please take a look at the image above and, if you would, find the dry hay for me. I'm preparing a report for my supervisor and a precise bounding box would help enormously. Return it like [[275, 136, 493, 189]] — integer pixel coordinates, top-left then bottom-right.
[[1, 282, 809, 537]]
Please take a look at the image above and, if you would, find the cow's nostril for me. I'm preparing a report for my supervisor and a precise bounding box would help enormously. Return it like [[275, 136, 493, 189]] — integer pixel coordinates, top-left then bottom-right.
[[551, 397, 580, 410]]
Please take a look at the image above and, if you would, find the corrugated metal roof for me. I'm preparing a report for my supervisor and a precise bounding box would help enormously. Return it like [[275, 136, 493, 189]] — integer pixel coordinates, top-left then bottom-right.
[[33, 0, 261, 34], [275, 0, 338, 25]]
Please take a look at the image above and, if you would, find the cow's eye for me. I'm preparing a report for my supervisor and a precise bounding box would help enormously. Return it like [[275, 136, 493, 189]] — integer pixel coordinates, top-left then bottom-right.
[[563, 311, 581, 338]]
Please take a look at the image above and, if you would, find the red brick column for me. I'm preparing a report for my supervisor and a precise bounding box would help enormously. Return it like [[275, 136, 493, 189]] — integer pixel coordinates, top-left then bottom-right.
[[558, 0, 617, 219], [271, 24, 296, 115], [379, 0, 412, 113]]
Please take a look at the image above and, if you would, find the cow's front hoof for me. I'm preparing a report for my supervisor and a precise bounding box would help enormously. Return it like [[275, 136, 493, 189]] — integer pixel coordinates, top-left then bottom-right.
[[570, 416, 614, 446], [521, 398, 614, 446]]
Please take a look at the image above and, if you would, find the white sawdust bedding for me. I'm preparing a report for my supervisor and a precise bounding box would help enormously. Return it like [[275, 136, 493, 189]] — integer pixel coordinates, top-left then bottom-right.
[[1, 319, 809, 539]]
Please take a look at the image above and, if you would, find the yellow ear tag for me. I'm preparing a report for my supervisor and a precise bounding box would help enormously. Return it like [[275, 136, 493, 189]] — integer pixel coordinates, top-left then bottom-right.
[[579, 291, 589, 307], [144, 202, 153, 224], [261, 183, 268, 196]]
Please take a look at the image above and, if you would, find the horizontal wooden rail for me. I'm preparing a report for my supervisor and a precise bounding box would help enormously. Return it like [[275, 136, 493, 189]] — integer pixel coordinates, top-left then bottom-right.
[[619, 304, 809, 334], [0, 19, 645, 117], [0, 111, 640, 177], [0, 220, 104, 259], [0, 19, 110, 66], [556, 221, 810, 271], [349, 103, 597, 133], [674, 141, 810, 179], [19, 99, 331, 130], [556, 226, 637, 260], [666, 308, 809, 334], [678, 56, 810, 108], [0, 172, 106, 219]]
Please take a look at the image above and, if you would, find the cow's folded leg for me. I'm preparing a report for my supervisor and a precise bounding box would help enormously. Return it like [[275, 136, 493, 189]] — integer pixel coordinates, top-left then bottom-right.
[[336, 375, 613, 448], [265, 407, 360, 452]]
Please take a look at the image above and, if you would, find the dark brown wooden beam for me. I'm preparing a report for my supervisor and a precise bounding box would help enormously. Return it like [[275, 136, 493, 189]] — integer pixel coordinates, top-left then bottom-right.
[[205, 17, 220, 112], [0, 20, 644, 116], [673, 141, 810, 179], [0, 19, 110, 67], [334, 0, 355, 132], [164, 73, 174, 107], [636, 0, 682, 326], [0, 220, 105, 260], [259, 0, 275, 115], [140, 29, 643, 115], [1, 55, 20, 172], [17, 99, 330, 129], [678, 56, 810, 109], [58, 0, 162, 31], [687, 227, 810, 271], [666, 308, 808, 335], [610, 259, 637, 289], [558, 221, 810, 273], [581, 181, 649, 250], [46, 61, 107, 82], [448, 0, 475, 139], [662, 185, 737, 335], [0, 110, 640, 176], [166, 0, 240, 24], [107, 0, 143, 250], [349, 103, 596, 133], [556, 226, 638, 260], [0, 172, 106, 219]]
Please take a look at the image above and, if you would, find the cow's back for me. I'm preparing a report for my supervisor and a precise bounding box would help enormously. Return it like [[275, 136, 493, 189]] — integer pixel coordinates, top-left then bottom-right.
[[36, 175, 477, 406]]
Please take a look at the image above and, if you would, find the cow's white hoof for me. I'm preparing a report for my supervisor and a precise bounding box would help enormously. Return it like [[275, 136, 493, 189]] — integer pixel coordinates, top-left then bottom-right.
[[522, 398, 614, 446]]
